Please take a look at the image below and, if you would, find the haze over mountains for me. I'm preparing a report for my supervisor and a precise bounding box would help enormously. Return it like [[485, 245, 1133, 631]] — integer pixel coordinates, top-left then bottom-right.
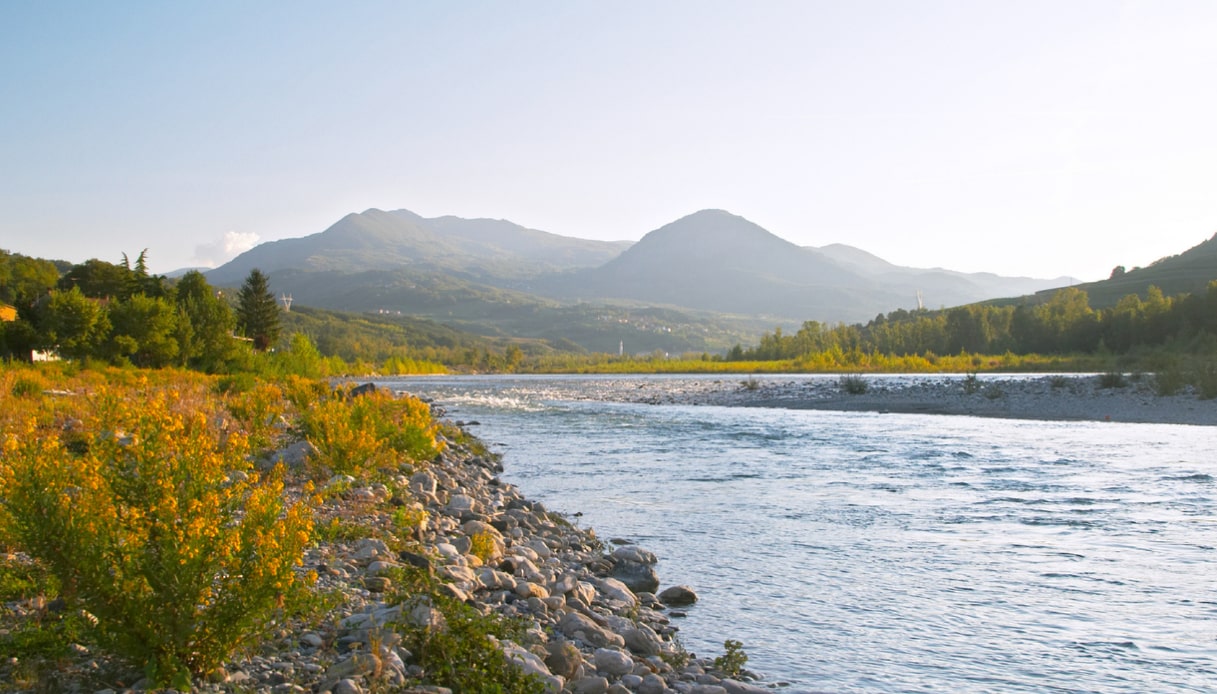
[[206, 208, 1072, 352]]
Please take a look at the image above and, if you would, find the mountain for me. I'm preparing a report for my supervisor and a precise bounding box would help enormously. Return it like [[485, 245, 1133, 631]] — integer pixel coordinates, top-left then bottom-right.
[[206, 209, 629, 286], [537, 210, 893, 322], [537, 210, 1070, 323], [208, 207, 1073, 352]]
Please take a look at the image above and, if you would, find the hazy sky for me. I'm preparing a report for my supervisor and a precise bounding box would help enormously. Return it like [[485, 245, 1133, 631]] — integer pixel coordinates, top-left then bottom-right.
[[4, 1, 1216, 281]]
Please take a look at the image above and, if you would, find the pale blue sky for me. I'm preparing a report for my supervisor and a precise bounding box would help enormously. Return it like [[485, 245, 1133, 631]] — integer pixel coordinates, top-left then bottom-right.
[[3, 1, 1216, 281]]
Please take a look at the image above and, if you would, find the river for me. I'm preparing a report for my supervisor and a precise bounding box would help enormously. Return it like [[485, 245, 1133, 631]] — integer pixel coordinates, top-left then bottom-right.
[[379, 375, 1217, 693]]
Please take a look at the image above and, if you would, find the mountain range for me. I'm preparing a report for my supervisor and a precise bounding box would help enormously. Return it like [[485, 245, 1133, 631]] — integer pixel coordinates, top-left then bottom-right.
[[205, 208, 1074, 353]]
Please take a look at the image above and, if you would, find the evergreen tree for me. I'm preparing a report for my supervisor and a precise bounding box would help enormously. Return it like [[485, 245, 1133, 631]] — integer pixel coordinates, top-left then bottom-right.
[[236, 269, 281, 351]]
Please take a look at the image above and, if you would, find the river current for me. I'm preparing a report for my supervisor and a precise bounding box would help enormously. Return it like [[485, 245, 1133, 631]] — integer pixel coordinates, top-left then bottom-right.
[[379, 375, 1216, 693]]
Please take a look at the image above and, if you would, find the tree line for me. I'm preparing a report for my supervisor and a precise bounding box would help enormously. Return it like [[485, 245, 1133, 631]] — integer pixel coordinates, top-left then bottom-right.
[[0, 249, 292, 371], [729, 283, 1217, 362]]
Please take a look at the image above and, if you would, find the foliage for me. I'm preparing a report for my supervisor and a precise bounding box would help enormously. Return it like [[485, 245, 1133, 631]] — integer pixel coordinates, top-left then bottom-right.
[[104, 293, 180, 367], [299, 385, 443, 478], [1098, 372, 1127, 389], [713, 639, 748, 678], [388, 566, 546, 694], [35, 286, 111, 359], [236, 268, 282, 351], [0, 374, 314, 687], [962, 372, 981, 395], [839, 374, 868, 395]]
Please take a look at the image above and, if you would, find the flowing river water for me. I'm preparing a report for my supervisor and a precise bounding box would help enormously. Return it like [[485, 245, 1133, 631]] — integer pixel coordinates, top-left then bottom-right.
[[378, 375, 1217, 693]]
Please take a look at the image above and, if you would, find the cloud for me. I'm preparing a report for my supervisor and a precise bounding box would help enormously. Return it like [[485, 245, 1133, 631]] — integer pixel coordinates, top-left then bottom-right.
[[192, 230, 260, 267]]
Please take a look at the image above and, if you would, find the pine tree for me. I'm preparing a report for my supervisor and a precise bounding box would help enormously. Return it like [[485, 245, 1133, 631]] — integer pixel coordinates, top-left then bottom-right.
[[236, 269, 281, 351]]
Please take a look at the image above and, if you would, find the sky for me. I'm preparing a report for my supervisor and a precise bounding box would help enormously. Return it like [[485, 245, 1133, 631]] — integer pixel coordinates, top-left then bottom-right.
[[3, 1, 1217, 282]]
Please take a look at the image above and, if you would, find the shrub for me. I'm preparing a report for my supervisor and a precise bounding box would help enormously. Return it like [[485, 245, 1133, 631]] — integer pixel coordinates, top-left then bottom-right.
[[10, 375, 44, 398], [962, 372, 981, 395], [1049, 374, 1070, 389], [300, 387, 442, 478], [1194, 363, 1217, 400], [0, 384, 314, 688], [713, 639, 748, 678], [1099, 372, 1127, 389], [839, 374, 868, 395], [1153, 363, 1187, 396], [387, 566, 546, 694]]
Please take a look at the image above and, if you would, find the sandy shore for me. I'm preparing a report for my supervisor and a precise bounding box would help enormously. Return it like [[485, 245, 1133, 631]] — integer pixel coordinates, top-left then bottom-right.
[[562, 374, 1217, 427]]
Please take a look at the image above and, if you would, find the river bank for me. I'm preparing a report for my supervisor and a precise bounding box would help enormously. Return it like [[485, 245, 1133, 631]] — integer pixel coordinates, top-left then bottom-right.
[[3, 408, 770, 694], [540, 374, 1217, 426]]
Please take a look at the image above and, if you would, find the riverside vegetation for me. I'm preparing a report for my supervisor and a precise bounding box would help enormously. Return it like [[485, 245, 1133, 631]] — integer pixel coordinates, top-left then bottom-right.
[[0, 365, 761, 693]]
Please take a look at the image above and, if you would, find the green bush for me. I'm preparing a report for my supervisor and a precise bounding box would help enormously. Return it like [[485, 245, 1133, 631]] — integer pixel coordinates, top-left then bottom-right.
[[389, 566, 546, 694], [713, 639, 748, 678], [839, 374, 868, 395], [1099, 372, 1127, 389]]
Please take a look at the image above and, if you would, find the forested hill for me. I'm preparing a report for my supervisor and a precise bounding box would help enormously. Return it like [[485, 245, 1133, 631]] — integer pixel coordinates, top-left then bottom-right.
[[1043, 232, 1217, 308]]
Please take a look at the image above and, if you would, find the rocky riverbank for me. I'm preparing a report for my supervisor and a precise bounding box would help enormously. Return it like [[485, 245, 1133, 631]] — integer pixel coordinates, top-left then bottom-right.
[[6, 407, 772, 694], [547, 374, 1217, 426]]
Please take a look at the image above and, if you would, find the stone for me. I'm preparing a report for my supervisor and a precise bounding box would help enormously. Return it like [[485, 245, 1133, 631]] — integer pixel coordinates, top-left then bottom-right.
[[612, 546, 657, 564], [447, 494, 478, 514], [410, 470, 438, 496], [349, 382, 376, 398], [620, 674, 644, 689], [639, 673, 668, 694], [399, 550, 433, 572], [332, 679, 364, 694], [545, 641, 583, 680], [595, 576, 638, 608], [657, 585, 699, 607], [324, 653, 379, 681], [352, 538, 391, 563], [609, 561, 660, 594], [364, 576, 391, 593], [270, 439, 318, 469], [593, 647, 635, 677], [300, 632, 324, 648], [559, 611, 625, 648], [572, 676, 609, 694], [502, 640, 563, 692], [366, 560, 397, 576], [622, 625, 663, 656], [515, 581, 549, 599]]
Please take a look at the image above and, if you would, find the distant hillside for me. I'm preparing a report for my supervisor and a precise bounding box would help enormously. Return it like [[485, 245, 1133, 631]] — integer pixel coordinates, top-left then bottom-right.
[[207, 209, 629, 286], [1053, 232, 1217, 307], [539, 210, 891, 322], [815, 243, 1072, 306], [538, 210, 1069, 323]]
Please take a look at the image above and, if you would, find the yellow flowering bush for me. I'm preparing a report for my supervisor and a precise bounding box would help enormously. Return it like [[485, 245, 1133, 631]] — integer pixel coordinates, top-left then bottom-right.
[[0, 377, 314, 688], [300, 386, 443, 478]]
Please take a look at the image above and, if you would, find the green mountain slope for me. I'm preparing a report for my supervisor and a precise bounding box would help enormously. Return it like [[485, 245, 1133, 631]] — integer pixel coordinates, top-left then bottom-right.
[[1061, 232, 1217, 307]]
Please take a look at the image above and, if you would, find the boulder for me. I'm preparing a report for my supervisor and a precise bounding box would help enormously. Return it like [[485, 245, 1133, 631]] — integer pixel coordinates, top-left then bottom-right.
[[608, 561, 659, 594], [593, 648, 635, 677], [657, 585, 699, 607], [545, 641, 583, 680]]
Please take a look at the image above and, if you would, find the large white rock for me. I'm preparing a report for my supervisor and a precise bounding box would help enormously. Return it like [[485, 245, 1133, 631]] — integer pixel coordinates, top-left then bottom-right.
[[593, 648, 635, 677]]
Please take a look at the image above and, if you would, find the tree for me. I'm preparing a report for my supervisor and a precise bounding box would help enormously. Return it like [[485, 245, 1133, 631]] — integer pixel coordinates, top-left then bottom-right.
[[106, 294, 180, 367], [236, 269, 281, 351], [174, 271, 236, 371], [36, 286, 111, 360]]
